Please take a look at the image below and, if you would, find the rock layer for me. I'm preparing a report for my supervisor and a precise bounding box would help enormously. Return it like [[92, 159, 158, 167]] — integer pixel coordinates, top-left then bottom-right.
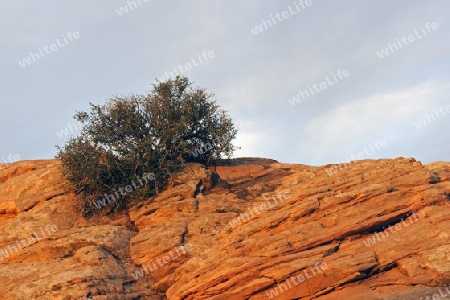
[[1, 157, 449, 299]]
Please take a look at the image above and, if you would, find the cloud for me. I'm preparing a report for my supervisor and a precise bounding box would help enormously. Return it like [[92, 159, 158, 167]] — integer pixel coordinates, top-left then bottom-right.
[[233, 133, 262, 158], [303, 80, 449, 157]]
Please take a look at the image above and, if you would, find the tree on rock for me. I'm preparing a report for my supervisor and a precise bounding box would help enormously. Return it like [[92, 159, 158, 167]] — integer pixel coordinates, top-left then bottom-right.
[[56, 76, 237, 216]]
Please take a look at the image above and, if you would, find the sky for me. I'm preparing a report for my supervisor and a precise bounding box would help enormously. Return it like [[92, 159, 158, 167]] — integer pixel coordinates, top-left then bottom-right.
[[1, 0, 449, 166]]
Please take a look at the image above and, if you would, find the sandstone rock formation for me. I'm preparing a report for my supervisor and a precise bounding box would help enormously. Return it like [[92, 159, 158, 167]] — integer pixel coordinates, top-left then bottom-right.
[[0, 157, 449, 299]]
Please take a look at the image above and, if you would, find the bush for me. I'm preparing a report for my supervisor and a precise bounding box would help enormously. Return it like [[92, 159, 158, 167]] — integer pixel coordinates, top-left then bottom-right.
[[56, 76, 237, 216]]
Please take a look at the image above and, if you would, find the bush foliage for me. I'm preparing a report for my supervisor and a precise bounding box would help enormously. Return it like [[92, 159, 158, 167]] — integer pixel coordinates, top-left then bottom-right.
[[56, 76, 237, 216]]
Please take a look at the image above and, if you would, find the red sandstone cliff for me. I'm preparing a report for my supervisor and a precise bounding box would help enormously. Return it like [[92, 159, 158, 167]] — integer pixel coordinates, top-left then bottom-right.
[[0, 157, 449, 299]]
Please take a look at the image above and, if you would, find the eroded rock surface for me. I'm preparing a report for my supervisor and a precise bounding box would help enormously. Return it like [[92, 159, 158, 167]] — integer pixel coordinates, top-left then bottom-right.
[[1, 158, 449, 299]]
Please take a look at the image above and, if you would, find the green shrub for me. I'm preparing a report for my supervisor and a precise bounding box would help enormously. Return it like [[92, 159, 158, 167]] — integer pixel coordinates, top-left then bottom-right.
[[56, 76, 237, 216]]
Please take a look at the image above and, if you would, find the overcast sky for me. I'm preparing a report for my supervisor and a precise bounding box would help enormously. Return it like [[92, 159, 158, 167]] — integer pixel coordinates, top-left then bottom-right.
[[1, 0, 449, 166]]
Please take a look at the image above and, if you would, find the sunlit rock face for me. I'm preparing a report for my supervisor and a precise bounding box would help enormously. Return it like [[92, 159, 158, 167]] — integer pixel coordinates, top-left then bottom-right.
[[1, 157, 449, 299]]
